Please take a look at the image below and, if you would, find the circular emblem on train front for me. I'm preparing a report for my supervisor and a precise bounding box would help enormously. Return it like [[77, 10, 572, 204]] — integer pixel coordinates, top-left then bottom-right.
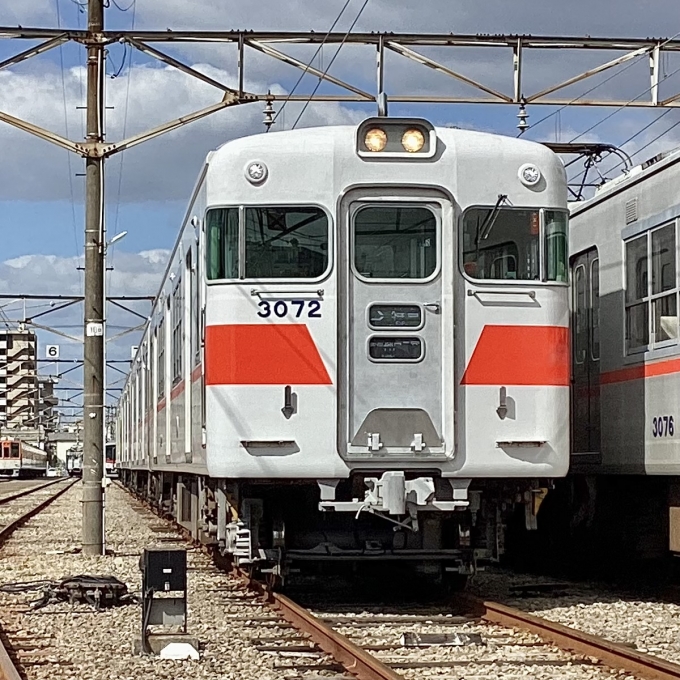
[[245, 161, 268, 185], [518, 163, 541, 187]]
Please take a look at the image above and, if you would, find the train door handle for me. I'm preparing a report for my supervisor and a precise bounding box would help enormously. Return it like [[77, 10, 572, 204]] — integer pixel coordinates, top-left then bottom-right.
[[423, 302, 440, 313]]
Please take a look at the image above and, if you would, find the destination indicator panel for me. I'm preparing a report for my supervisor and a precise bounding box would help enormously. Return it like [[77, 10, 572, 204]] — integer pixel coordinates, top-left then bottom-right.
[[368, 337, 423, 361], [368, 304, 422, 328]]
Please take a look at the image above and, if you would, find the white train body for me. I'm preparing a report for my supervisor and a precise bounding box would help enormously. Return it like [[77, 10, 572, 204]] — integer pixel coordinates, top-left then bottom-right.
[[0, 440, 47, 478], [566, 149, 680, 560], [118, 119, 569, 577]]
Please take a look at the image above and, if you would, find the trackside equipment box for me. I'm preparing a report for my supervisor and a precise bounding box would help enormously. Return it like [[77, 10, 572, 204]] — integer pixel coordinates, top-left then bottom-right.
[[141, 548, 187, 592]]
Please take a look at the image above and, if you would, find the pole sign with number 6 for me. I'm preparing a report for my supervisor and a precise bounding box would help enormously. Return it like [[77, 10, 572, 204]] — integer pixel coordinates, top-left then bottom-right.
[[46, 345, 60, 359]]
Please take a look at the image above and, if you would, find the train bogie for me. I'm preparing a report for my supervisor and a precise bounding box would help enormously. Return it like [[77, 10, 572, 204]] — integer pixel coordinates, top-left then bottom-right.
[[118, 119, 570, 580]]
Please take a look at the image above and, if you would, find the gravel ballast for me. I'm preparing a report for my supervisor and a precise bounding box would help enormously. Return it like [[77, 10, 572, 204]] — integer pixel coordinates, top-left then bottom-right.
[[0, 483, 299, 680]]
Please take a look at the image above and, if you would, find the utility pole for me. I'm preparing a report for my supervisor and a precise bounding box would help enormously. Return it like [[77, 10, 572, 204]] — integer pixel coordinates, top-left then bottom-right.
[[82, 0, 105, 555]]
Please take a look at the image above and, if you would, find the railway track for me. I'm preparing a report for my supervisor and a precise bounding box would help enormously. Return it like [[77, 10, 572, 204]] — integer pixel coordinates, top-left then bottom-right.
[[241, 584, 680, 679], [0, 478, 75, 546], [0, 478, 67, 503], [0, 477, 75, 680], [8, 480, 677, 680]]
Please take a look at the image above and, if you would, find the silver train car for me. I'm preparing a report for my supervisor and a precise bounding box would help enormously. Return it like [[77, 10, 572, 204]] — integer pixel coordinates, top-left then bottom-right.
[[555, 148, 680, 566], [117, 118, 570, 583], [0, 439, 47, 478]]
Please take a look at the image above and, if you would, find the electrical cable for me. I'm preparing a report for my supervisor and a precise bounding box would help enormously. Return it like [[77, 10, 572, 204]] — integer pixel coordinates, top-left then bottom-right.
[[55, 0, 82, 287], [568, 113, 680, 192], [291, 0, 371, 130], [569, 63, 680, 143], [606, 116, 680, 174], [110, 0, 136, 10], [271, 0, 353, 129], [108, 0, 137, 303]]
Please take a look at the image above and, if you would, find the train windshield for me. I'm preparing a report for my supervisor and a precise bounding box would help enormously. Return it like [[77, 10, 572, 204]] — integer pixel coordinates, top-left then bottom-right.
[[206, 206, 329, 280], [353, 205, 437, 280], [462, 208, 568, 282]]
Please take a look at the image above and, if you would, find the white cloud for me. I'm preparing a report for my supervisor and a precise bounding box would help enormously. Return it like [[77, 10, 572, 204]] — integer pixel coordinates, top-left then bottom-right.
[[0, 248, 168, 360], [0, 59, 363, 202]]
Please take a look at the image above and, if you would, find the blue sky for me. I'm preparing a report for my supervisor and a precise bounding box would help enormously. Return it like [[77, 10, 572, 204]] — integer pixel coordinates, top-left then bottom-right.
[[1, 0, 680, 415]]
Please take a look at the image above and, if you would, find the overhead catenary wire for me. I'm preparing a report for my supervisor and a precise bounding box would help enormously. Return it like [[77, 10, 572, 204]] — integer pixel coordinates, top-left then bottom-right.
[[606, 116, 680, 174], [55, 0, 82, 287], [569, 62, 680, 143], [291, 0, 371, 130], [270, 0, 353, 129], [109, 0, 137, 297]]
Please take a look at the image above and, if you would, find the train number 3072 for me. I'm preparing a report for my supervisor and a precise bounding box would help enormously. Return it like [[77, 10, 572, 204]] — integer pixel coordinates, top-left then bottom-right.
[[257, 300, 322, 319], [652, 416, 675, 438]]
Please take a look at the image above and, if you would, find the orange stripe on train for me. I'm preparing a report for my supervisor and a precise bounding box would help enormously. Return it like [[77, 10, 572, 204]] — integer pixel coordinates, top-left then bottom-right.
[[205, 324, 332, 385], [461, 325, 570, 386], [601, 357, 680, 385]]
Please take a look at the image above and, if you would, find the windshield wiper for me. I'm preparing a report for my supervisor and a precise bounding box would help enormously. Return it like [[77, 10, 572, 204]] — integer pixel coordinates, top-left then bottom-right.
[[480, 194, 509, 240]]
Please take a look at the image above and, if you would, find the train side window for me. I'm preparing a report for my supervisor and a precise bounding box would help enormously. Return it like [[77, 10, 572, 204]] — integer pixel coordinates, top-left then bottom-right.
[[652, 224, 678, 343], [206, 208, 239, 280], [574, 265, 587, 364], [545, 211, 569, 283], [354, 205, 436, 280], [591, 259, 600, 361], [157, 312, 165, 399], [11, 443, 19, 458], [625, 234, 649, 352], [624, 223, 678, 353], [171, 279, 183, 384]]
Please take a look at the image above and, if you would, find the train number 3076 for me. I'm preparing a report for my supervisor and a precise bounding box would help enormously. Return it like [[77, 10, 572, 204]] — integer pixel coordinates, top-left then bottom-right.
[[652, 416, 675, 438], [257, 300, 322, 319]]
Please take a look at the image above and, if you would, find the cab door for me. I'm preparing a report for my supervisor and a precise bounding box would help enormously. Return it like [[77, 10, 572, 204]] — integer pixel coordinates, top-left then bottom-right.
[[340, 190, 453, 460], [571, 248, 601, 459]]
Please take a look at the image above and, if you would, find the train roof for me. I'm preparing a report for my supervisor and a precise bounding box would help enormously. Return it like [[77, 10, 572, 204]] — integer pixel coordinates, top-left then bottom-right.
[[208, 123, 560, 166]]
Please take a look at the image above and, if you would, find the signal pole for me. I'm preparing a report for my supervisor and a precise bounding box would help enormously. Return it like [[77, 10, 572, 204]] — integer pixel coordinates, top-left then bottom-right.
[[82, 0, 105, 555]]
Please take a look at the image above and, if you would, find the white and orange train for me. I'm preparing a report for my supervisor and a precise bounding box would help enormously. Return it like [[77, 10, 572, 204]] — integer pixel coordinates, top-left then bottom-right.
[[0, 440, 48, 478], [117, 118, 570, 582], [554, 147, 680, 566]]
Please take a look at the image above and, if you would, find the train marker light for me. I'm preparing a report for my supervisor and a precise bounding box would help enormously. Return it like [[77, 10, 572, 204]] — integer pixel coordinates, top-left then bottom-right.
[[401, 128, 425, 153], [245, 161, 268, 184], [364, 127, 388, 152], [519, 163, 541, 187]]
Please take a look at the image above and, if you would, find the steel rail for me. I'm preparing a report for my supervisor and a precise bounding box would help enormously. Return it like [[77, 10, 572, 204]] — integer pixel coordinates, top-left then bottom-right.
[[0, 636, 21, 680], [243, 574, 401, 680], [0, 478, 67, 506], [482, 600, 680, 680]]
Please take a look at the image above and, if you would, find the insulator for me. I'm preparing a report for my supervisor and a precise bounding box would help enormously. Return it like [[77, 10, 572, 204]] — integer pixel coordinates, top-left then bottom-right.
[[263, 98, 275, 131], [517, 103, 529, 133]]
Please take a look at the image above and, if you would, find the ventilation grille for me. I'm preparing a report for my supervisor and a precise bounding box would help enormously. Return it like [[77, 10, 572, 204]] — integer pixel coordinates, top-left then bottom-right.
[[625, 197, 638, 225]]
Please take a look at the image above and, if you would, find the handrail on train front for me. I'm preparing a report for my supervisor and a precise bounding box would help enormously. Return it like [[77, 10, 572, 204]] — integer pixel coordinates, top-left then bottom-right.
[[467, 289, 536, 299], [250, 289, 324, 298]]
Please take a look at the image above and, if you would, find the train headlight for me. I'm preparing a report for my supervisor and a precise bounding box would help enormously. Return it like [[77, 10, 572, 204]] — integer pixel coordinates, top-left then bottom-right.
[[519, 163, 541, 187], [364, 127, 388, 152], [356, 118, 436, 159], [401, 128, 425, 153]]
